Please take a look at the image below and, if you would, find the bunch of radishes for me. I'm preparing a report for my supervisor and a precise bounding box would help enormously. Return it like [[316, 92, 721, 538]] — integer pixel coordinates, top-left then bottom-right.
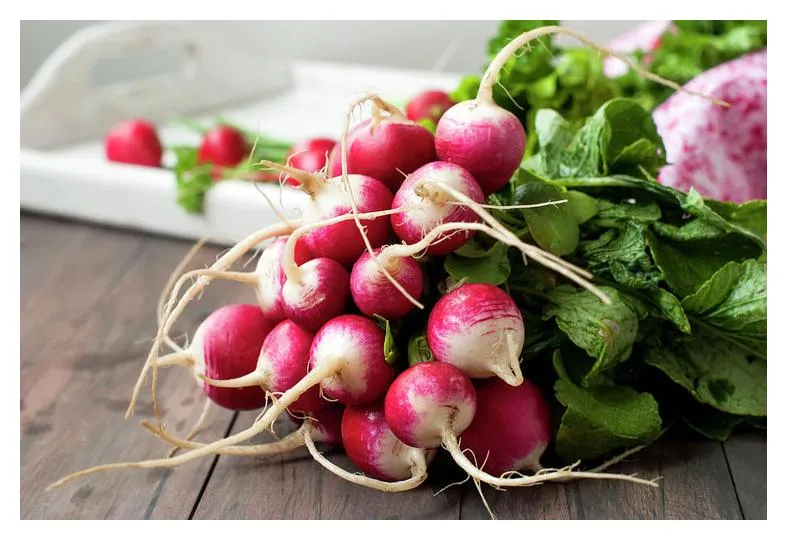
[[51, 25, 720, 506]]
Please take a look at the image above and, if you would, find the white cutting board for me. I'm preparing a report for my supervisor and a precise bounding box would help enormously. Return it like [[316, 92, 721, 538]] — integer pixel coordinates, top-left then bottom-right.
[[20, 21, 463, 246]]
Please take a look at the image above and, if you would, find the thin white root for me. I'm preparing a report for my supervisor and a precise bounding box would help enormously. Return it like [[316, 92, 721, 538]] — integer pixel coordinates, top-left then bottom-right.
[[339, 93, 424, 310], [201, 370, 266, 389], [478, 25, 729, 108], [166, 399, 212, 458], [446, 200, 567, 211], [441, 428, 659, 489], [158, 237, 209, 353], [304, 429, 429, 492], [589, 444, 649, 473], [47, 358, 345, 491], [154, 351, 194, 369], [126, 220, 299, 419], [256, 159, 325, 195], [143, 419, 309, 458]]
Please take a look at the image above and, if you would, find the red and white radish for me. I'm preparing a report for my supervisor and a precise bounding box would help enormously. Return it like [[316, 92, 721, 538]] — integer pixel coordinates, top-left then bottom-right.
[[255, 237, 313, 324], [458, 377, 552, 476], [154, 304, 274, 411], [406, 89, 456, 124], [202, 318, 325, 413], [327, 98, 436, 192], [383, 363, 656, 490], [280, 256, 351, 331], [350, 249, 424, 320], [653, 50, 767, 202], [104, 119, 163, 167], [427, 283, 525, 386], [285, 137, 337, 186], [391, 161, 484, 256], [143, 403, 345, 457], [304, 401, 433, 492]]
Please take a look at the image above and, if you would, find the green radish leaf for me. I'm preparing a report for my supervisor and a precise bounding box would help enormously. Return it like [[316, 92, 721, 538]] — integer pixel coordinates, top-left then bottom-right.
[[554, 377, 662, 461], [545, 286, 639, 385], [373, 315, 399, 367], [444, 242, 511, 286], [581, 221, 662, 290], [514, 170, 579, 256], [681, 402, 746, 442], [644, 329, 766, 417], [652, 289, 691, 334], [407, 333, 434, 367], [564, 191, 599, 224]]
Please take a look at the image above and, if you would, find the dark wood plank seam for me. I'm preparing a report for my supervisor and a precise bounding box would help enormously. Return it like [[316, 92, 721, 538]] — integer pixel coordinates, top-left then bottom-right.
[[187, 412, 239, 519], [720, 443, 746, 519]]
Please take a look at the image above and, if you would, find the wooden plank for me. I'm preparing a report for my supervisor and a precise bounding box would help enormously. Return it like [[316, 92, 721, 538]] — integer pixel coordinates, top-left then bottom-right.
[[461, 432, 742, 519], [724, 431, 767, 519], [20, 216, 252, 519], [193, 411, 462, 519]]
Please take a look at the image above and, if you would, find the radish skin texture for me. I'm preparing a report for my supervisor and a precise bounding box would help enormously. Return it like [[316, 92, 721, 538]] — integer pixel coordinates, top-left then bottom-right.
[[197, 125, 248, 169], [258, 320, 325, 414], [653, 50, 767, 202], [309, 315, 395, 406], [350, 249, 424, 319], [327, 117, 437, 191], [384, 362, 477, 449], [282, 257, 350, 332], [286, 138, 337, 186], [192, 304, 274, 410], [459, 377, 552, 476], [301, 174, 394, 265], [342, 402, 434, 481], [256, 237, 313, 324], [104, 119, 163, 167], [435, 100, 526, 196], [289, 404, 345, 446], [427, 283, 525, 385], [391, 161, 484, 256], [406, 90, 456, 124]]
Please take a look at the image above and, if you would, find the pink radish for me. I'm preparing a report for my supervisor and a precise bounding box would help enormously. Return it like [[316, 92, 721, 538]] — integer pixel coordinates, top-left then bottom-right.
[[259, 161, 394, 266], [391, 161, 484, 256], [328, 98, 436, 191], [350, 248, 424, 319], [653, 50, 767, 202], [104, 119, 163, 167], [458, 377, 552, 476], [383, 363, 656, 491], [302, 401, 433, 492], [406, 90, 456, 124], [427, 283, 525, 386], [280, 257, 350, 331], [384, 362, 477, 450], [198, 125, 249, 169], [285, 137, 337, 186], [143, 403, 345, 457], [256, 237, 313, 324], [154, 304, 274, 411]]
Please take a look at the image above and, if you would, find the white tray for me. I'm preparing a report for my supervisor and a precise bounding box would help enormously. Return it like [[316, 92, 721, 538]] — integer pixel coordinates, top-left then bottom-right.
[[20, 21, 463, 246]]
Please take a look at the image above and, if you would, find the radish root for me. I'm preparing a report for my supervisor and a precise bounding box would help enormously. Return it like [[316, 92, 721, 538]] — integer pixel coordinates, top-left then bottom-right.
[[304, 429, 429, 492], [441, 428, 659, 489]]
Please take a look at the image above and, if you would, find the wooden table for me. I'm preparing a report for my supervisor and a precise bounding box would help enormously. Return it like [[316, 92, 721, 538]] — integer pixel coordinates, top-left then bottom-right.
[[20, 213, 767, 520]]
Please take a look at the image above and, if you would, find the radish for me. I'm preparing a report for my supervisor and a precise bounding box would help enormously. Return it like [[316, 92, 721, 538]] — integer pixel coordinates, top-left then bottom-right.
[[142, 404, 344, 457], [304, 402, 433, 492], [427, 283, 525, 386], [383, 362, 657, 490], [104, 119, 163, 167], [436, 24, 724, 196], [203, 318, 326, 413], [458, 377, 552, 476], [198, 125, 249, 169], [255, 237, 313, 324], [406, 90, 456, 124], [327, 97, 436, 191], [390, 161, 484, 256], [154, 304, 274, 411], [285, 137, 337, 186], [350, 248, 424, 319], [258, 161, 394, 266]]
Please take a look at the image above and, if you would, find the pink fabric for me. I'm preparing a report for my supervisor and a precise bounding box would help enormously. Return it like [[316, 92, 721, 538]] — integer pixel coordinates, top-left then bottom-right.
[[653, 50, 767, 202]]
